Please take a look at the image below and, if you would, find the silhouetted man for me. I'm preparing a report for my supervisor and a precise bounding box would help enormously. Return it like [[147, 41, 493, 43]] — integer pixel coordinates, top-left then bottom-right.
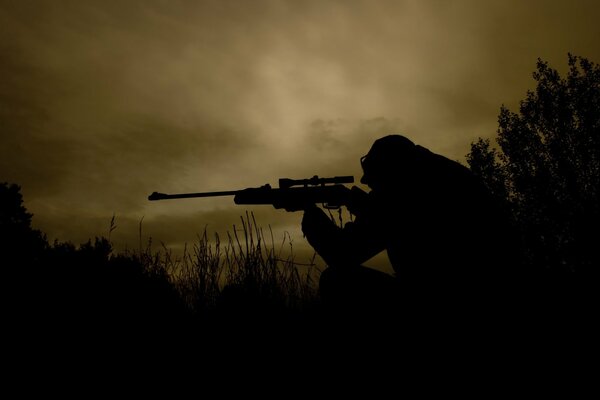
[[301, 135, 520, 324]]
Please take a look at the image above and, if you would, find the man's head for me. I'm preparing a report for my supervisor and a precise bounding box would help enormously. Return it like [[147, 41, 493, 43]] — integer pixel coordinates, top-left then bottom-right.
[[360, 135, 418, 189]]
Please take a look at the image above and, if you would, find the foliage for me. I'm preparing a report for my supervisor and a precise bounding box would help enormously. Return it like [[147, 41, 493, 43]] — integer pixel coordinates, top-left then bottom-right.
[[2, 182, 318, 350], [143, 212, 319, 322], [467, 54, 600, 273], [0, 182, 47, 263]]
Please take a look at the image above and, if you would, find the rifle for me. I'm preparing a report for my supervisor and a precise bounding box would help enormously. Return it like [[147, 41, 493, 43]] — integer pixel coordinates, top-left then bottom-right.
[[148, 175, 360, 211]]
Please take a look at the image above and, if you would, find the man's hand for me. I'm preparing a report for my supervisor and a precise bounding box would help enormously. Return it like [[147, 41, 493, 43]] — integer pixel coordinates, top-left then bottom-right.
[[346, 186, 369, 217], [301, 204, 335, 239]]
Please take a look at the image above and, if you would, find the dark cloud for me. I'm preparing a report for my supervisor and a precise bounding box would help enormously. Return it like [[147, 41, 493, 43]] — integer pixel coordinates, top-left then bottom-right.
[[2, 0, 600, 263], [302, 117, 410, 181], [1, 0, 266, 213]]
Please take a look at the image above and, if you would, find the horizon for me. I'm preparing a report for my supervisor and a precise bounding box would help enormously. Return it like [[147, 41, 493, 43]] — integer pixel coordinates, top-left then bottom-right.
[[2, 0, 599, 271]]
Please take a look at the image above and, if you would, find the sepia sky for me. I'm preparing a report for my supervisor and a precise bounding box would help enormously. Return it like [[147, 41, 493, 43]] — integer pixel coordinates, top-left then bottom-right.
[[2, 0, 599, 269]]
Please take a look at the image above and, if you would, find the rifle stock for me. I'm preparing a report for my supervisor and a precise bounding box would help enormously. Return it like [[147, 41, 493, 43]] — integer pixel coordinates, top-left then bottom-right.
[[234, 184, 351, 209]]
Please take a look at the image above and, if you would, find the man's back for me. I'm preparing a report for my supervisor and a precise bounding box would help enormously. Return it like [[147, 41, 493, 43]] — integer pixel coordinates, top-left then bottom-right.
[[303, 135, 523, 322]]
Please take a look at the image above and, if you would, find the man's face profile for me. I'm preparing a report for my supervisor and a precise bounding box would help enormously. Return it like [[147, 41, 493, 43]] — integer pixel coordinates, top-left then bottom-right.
[[359, 154, 384, 190]]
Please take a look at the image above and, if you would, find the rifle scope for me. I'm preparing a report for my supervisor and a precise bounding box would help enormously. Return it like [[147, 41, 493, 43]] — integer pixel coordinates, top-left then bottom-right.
[[278, 175, 354, 189]]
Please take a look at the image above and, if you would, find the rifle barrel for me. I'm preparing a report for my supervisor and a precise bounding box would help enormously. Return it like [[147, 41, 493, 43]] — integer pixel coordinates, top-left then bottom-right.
[[148, 190, 239, 201]]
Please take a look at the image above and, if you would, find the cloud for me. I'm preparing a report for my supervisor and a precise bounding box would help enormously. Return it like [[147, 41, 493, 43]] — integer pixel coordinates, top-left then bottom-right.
[[2, 0, 600, 262]]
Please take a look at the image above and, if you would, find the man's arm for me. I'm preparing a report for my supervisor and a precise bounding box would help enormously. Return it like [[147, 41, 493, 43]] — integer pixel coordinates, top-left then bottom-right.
[[301, 204, 386, 267]]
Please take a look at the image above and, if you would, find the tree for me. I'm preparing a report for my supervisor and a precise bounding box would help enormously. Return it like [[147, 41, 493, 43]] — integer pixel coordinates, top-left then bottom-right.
[[467, 54, 599, 274], [0, 182, 47, 264]]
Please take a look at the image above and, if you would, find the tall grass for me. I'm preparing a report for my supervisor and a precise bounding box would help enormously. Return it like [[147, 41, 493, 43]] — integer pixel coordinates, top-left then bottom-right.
[[3, 182, 327, 358], [133, 211, 320, 320]]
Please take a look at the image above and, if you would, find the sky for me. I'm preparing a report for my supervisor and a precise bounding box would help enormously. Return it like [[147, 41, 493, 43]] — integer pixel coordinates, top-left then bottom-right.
[[2, 0, 599, 271]]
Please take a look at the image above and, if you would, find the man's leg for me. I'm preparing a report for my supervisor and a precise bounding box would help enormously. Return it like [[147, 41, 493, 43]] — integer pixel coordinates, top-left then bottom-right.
[[319, 265, 399, 319]]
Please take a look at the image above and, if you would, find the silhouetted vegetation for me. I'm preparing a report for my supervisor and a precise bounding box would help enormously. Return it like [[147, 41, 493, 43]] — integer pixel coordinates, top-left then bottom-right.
[[4, 55, 597, 365], [467, 54, 599, 276], [2, 182, 319, 359]]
